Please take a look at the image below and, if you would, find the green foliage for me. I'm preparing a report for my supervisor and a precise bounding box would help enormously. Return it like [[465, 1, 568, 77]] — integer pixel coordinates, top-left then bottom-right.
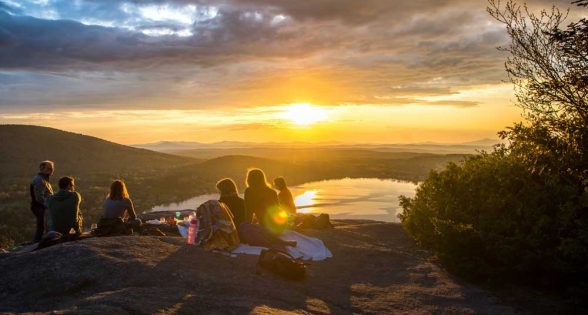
[[400, 152, 588, 283], [401, 1, 588, 285]]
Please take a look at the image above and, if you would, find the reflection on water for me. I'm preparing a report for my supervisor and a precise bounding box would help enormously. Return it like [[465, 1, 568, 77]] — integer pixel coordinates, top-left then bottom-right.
[[151, 178, 418, 222], [293, 190, 318, 213], [290, 178, 417, 222]]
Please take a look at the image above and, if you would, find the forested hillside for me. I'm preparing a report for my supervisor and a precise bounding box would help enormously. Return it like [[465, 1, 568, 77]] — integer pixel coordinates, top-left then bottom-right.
[[0, 125, 195, 178]]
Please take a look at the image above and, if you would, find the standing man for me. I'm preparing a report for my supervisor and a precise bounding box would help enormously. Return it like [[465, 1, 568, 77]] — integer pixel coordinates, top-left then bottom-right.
[[46, 176, 83, 238], [30, 160, 54, 242]]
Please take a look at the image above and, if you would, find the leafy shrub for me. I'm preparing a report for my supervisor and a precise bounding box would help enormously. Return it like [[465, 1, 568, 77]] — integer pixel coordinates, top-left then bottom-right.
[[400, 0, 588, 286], [400, 150, 588, 284]]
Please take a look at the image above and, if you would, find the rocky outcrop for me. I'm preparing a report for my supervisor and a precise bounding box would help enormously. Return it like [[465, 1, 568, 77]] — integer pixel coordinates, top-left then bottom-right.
[[0, 221, 516, 314]]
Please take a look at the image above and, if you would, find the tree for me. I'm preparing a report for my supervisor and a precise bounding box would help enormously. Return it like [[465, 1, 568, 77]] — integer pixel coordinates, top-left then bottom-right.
[[487, 0, 587, 187], [399, 1, 588, 285], [488, 0, 587, 123]]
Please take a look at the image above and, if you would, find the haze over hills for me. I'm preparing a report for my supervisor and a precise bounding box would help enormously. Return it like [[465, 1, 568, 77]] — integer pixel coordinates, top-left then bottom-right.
[[133, 138, 501, 155]]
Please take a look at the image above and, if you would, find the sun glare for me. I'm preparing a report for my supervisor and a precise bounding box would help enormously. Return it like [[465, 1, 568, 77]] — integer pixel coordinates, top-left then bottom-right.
[[279, 103, 329, 126]]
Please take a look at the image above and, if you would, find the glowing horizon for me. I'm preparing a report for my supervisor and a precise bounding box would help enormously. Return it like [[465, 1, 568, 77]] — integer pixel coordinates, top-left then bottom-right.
[[0, 0, 562, 144]]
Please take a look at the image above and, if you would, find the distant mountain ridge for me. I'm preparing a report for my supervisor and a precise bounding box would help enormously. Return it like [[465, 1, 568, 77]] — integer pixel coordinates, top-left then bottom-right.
[[459, 138, 502, 146], [132, 138, 501, 154], [132, 140, 256, 151]]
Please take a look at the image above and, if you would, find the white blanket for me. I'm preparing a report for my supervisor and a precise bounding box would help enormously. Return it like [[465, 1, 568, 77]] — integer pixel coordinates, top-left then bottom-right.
[[231, 231, 333, 261]]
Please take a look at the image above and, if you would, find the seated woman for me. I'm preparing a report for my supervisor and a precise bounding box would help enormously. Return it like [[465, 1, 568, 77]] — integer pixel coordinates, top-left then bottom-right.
[[244, 169, 284, 232], [274, 177, 297, 215], [95, 180, 139, 236], [103, 180, 137, 220], [216, 178, 248, 226]]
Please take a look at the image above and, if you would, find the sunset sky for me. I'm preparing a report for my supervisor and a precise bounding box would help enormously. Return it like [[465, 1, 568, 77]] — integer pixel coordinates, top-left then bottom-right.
[[0, 0, 578, 144]]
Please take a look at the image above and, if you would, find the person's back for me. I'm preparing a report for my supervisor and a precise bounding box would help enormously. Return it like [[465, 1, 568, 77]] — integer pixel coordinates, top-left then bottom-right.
[[244, 169, 282, 232], [101, 180, 137, 220], [274, 177, 297, 214], [46, 177, 82, 236], [102, 198, 136, 219], [278, 188, 297, 214], [94, 180, 138, 237], [216, 178, 249, 226], [219, 194, 247, 225], [244, 185, 279, 227]]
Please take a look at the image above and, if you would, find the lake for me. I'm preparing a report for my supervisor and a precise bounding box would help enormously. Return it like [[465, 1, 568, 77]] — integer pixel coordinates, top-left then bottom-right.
[[150, 178, 418, 223]]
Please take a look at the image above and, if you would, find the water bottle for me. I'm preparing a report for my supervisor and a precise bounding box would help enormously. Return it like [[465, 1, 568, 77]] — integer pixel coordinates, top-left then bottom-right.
[[187, 217, 199, 245]]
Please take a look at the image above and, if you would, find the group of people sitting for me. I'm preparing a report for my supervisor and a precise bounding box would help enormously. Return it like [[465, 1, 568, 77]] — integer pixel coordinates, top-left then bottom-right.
[[30, 160, 139, 242], [218, 169, 296, 231], [29, 160, 306, 246]]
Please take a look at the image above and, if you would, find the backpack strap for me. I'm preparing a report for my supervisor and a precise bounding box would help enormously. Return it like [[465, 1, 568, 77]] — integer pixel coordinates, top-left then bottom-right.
[[260, 248, 311, 266], [262, 248, 294, 259]]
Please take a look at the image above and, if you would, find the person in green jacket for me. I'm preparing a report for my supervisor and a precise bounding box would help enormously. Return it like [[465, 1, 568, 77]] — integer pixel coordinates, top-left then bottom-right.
[[46, 176, 83, 238]]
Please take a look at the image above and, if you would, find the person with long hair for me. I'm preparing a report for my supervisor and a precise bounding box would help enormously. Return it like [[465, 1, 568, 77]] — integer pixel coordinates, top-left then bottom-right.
[[94, 180, 139, 236], [244, 168, 284, 232], [274, 177, 297, 215], [216, 178, 248, 226], [102, 180, 137, 220]]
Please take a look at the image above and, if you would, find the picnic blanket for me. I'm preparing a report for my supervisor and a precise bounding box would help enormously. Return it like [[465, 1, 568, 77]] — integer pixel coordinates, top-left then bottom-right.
[[232, 230, 332, 261]]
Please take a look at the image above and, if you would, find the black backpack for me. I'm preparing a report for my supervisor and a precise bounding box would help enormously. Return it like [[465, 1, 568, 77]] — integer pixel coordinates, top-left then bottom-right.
[[257, 249, 307, 281]]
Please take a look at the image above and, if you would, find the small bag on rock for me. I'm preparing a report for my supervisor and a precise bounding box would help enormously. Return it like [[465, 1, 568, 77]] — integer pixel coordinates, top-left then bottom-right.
[[257, 249, 307, 281]]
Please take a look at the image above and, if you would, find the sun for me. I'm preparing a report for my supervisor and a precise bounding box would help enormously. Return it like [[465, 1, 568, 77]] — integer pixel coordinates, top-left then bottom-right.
[[279, 103, 329, 126]]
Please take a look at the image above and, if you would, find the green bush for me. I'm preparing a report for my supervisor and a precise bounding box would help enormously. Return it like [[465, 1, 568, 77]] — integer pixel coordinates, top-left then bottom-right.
[[400, 0, 588, 286], [399, 150, 588, 284]]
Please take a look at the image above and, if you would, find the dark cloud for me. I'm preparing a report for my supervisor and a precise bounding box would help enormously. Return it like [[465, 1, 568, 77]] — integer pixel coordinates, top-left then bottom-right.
[[0, 6, 332, 70], [0, 0, 581, 109]]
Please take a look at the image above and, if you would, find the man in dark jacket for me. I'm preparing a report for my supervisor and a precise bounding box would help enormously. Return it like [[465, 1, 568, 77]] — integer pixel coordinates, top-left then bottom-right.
[[46, 176, 83, 237], [30, 160, 54, 242]]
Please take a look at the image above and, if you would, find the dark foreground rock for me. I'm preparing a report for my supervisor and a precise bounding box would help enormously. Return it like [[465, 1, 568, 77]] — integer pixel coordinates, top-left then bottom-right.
[[0, 221, 516, 314]]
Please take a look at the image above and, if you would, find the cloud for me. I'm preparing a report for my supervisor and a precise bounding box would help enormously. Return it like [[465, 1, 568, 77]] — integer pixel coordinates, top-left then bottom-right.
[[0, 0, 579, 110], [0, 0, 506, 71], [420, 100, 480, 108]]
